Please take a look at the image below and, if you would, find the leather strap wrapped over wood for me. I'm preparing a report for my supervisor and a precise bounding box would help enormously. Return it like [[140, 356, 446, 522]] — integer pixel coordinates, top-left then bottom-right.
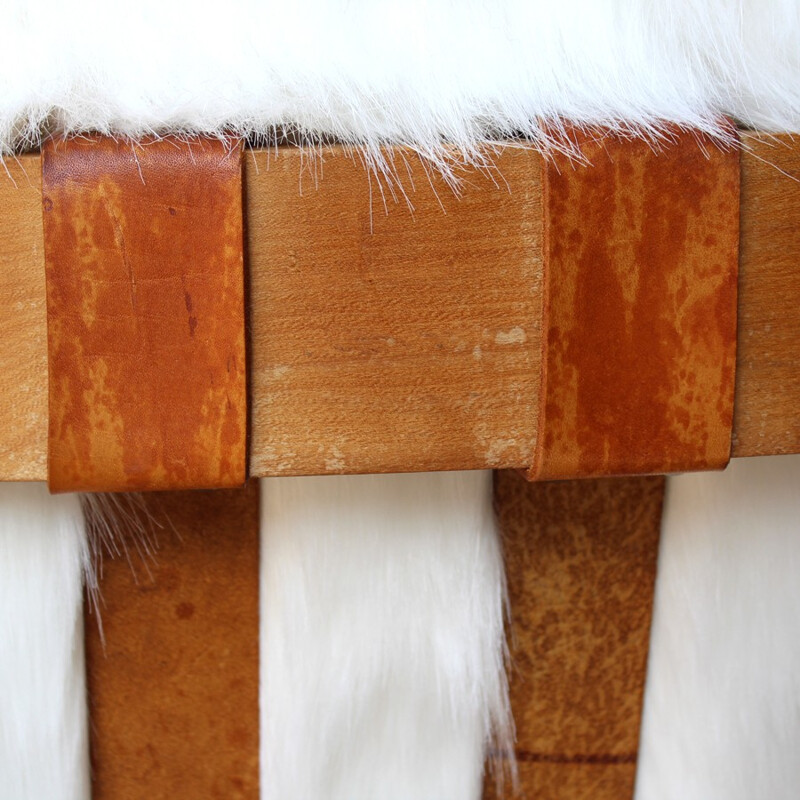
[[42, 135, 247, 492], [529, 129, 740, 480], [31, 131, 743, 484]]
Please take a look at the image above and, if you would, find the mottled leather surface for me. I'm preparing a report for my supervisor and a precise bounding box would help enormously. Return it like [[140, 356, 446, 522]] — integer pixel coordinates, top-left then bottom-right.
[[42, 135, 246, 492], [84, 483, 260, 800], [486, 469, 664, 799], [530, 128, 739, 479], [491, 761, 638, 800]]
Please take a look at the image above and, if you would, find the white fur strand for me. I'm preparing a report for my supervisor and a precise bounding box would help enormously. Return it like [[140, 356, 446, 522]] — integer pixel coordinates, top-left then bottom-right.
[[260, 471, 513, 800], [637, 454, 800, 800], [0, 483, 90, 800], [1, 0, 799, 160]]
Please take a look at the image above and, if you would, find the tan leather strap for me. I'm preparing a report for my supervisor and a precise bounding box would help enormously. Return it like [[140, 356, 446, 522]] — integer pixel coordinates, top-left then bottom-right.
[[487, 470, 664, 799], [84, 483, 260, 799], [42, 135, 247, 492], [530, 128, 739, 479]]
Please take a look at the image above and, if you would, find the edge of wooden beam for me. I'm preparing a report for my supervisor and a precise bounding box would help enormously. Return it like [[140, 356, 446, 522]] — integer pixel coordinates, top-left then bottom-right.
[[1, 136, 798, 481]]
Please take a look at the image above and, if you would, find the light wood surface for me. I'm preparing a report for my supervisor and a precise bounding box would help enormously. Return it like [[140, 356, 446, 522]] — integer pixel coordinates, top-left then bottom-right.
[[734, 133, 800, 457], [248, 147, 543, 475], [0, 155, 47, 480], [0, 137, 798, 481]]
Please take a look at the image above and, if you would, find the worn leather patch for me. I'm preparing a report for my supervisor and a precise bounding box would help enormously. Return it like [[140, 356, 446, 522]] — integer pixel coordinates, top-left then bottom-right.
[[530, 128, 739, 479], [485, 470, 664, 799], [42, 135, 246, 492], [84, 483, 260, 800]]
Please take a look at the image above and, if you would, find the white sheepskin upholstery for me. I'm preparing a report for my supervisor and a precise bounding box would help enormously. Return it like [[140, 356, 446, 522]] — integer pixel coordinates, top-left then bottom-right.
[[260, 471, 512, 800], [1, 3, 800, 798], [0, 483, 89, 800], [637, 454, 800, 800], [1, 0, 799, 161], [3, 460, 800, 800]]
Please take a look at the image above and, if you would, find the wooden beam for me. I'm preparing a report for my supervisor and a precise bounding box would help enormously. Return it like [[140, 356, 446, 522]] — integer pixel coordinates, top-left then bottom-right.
[[733, 133, 800, 457], [0, 136, 798, 481], [0, 155, 47, 480], [247, 147, 543, 475]]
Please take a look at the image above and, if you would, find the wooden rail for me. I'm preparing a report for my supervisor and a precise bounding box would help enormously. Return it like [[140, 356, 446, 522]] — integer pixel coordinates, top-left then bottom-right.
[[0, 132, 798, 481]]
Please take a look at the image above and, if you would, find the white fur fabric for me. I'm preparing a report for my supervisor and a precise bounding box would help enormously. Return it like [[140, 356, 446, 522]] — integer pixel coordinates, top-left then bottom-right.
[[2, 0, 800, 159], [637, 453, 800, 800], [3, 462, 800, 799], [260, 471, 512, 800], [0, 483, 89, 800]]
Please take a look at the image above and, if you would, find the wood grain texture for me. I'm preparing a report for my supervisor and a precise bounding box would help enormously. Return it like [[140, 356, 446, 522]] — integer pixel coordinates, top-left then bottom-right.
[[486, 470, 663, 799], [0, 139, 798, 480], [247, 147, 543, 475], [531, 128, 739, 480], [42, 136, 247, 492], [0, 154, 48, 479], [85, 483, 260, 800], [734, 133, 800, 457]]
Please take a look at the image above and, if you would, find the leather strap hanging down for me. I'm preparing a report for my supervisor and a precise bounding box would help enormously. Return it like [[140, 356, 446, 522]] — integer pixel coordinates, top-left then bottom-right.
[[486, 470, 664, 800], [42, 135, 247, 493], [84, 483, 260, 800]]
